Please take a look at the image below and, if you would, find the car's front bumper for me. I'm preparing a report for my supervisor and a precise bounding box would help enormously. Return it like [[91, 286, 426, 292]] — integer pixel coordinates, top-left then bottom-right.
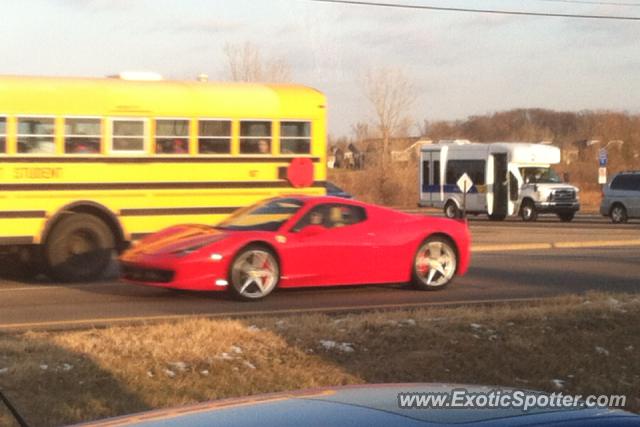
[[120, 252, 231, 291], [534, 201, 580, 214]]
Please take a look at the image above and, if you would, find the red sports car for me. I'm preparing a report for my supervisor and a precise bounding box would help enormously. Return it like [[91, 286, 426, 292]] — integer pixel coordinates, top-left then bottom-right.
[[120, 196, 471, 300]]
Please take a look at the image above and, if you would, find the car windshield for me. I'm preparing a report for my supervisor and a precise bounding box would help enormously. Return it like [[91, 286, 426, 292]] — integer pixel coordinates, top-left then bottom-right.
[[520, 167, 562, 184], [216, 198, 304, 231]]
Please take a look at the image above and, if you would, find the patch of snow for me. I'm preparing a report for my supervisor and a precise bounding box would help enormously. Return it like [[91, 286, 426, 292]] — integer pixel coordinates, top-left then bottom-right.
[[243, 361, 256, 370], [595, 346, 610, 356], [247, 325, 261, 332], [164, 369, 176, 378], [403, 319, 416, 326], [200, 370, 209, 376], [215, 352, 234, 360], [626, 345, 634, 352], [40, 364, 48, 371], [470, 323, 482, 330], [319, 340, 354, 353], [551, 379, 565, 389], [62, 363, 73, 371], [168, 362, 188, 371], [0, 368, 8, 374]]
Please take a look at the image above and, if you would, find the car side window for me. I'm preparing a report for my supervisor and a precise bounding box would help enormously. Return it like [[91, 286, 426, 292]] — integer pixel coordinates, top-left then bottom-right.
[[326, 204, 366, 228], [292, 204, 367, 232]]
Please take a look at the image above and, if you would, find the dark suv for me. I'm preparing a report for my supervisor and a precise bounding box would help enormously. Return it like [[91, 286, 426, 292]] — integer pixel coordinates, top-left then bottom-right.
[[600, 171, 640, 223]]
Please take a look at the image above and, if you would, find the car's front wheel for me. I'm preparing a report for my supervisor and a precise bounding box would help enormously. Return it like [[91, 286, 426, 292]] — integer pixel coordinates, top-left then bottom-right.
[[412, 237, 457, 291], [229, 245, 279, 301]]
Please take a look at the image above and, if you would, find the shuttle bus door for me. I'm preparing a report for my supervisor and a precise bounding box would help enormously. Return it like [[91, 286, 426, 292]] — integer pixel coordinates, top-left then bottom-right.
[[492, 153, 508, 217]]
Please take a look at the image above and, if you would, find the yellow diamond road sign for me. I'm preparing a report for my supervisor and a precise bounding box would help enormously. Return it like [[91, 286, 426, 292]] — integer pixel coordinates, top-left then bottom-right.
[[457, 172, 474, 193]]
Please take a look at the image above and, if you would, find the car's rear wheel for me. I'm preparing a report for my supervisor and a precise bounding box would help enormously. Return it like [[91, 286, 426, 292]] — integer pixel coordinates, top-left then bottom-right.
[[610, 204, 628, 224], [444, 201, 460, 219], [229, 245, 279, 301], [412, 237, 457, 291]]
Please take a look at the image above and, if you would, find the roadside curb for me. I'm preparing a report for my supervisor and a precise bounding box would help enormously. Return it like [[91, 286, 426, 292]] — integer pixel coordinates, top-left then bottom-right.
[[473, 239, 640, 253]]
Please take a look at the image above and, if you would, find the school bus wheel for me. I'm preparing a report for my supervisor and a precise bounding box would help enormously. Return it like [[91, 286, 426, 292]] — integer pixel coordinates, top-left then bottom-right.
[[44, 213, 115, 282]]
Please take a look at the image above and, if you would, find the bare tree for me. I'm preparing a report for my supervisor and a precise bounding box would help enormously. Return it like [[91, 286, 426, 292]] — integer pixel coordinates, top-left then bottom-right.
[[363, 66, 416, 166], [223, 42, 292, 83]]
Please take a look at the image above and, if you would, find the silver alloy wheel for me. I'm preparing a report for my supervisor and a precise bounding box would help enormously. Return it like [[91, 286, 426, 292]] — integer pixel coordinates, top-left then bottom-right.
[[611, 205, 626, 223], [414, 240, 457, 288], [231, 249, 279, 299]]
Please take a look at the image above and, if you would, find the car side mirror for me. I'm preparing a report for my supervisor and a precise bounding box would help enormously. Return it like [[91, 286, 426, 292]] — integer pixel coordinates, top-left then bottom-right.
[[298, 225, 325, 237]]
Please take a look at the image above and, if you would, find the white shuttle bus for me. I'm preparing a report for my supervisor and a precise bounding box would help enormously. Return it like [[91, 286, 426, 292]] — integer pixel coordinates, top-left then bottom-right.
[[419, 140, 580, 221]]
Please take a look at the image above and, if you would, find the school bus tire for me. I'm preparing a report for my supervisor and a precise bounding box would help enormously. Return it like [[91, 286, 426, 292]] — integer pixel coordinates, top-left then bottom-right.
[[44, 213, 115, 282]]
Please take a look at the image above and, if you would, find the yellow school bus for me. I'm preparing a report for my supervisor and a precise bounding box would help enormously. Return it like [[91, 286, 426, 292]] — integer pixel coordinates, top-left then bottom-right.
[[0, 74, 327, 281]]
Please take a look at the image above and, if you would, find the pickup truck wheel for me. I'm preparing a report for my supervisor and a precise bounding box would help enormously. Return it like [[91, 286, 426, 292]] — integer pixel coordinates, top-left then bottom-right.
[[557, 212, 575, 222], [520, 200, 538, 222]]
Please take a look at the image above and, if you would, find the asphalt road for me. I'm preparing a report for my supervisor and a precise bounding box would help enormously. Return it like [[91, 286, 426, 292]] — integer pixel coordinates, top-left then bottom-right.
[[0, 215, 638, 331]]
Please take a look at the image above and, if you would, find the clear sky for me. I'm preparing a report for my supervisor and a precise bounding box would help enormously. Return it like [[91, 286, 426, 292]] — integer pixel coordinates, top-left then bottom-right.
[[2, 0, 639, 136]]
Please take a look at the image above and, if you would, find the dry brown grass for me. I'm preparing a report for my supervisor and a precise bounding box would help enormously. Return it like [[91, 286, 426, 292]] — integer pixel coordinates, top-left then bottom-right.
[[1, 292, 639, 426]]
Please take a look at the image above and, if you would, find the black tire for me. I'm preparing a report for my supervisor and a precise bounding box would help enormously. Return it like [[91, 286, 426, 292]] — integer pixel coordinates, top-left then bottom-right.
[[229, 245, 279, 301], [610, 204, 628, 224], [44, 213, 115, 282], [0, 246, 45, 281], [444, 201, 460, 219], [488, 214, 506, 221], [520, 200, 538, 222], [411, 236, 458, 291], [557, 212, 575, 222]]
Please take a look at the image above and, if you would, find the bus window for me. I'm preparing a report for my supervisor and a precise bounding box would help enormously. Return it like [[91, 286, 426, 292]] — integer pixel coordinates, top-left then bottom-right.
[[17, 117, 55, 154], [155, 119, 189, 154], [198, 120, 231, 154], [433, 161, 440, 185], [240, 121, 271, 154], [0, 117, 5, 153], [446, 160, 485, 185], [64, 118, 101, 154], [280, 121, 311, 154], [112, 119, 146, 152], [422, 161, 430, 186]]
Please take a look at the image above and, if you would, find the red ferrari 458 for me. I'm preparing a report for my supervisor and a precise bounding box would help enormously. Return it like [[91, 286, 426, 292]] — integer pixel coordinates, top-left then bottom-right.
[[120, 196, 471, 300]]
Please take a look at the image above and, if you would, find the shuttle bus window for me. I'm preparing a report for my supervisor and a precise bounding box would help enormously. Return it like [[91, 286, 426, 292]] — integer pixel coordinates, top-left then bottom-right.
[[446, 160, 485, 185], [433, 161, 440, 185], [198, 120, 231, 154], [422, 161, 430, 187], [280, 121, 311, 154], [17, 117, 55, 154], [64, 118, 101, 154], [0, 117, 5, 153], [240, 121, 271, 154], [111, 119, 146, 152], [155, 119, 189, 154]]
